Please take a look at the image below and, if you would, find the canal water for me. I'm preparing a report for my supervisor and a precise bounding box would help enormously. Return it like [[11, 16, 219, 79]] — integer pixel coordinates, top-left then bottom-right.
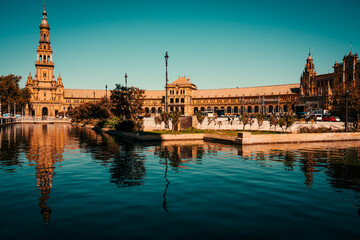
[[0, 124, 360, 239]]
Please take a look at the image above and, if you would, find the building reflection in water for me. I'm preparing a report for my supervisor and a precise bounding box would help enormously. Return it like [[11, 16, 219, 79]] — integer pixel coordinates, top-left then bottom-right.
[[0, 125, 24, 172], [25, 124, 68, 226], [70, 127, 146, 187], [0, 124, 69, 226], [1, 124, 360, 220], [238, 142, 360, 191]]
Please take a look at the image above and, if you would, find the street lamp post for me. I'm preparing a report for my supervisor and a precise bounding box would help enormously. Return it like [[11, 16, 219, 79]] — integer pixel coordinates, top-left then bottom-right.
[[165, 51, 169, 113], [105, 84, 108, 99], [125, 73, 128, 89], [0, 95, 2, 117], [14, 102, 16, 116], [345, 90, 350, 132]]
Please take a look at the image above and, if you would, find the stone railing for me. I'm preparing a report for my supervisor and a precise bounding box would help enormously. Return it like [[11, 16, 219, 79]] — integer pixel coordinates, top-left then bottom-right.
[[14, 117, 71, 123]]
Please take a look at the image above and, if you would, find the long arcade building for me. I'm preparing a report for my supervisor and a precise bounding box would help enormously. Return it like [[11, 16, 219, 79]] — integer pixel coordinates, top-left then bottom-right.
[[25, 9, 358, 117]]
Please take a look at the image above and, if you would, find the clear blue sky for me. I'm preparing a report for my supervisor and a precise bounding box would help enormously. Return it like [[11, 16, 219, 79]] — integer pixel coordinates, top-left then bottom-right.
[[0, 0, 359, 91]]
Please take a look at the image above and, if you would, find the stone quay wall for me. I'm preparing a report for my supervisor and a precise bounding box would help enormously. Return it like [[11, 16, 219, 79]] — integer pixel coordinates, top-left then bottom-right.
[[236, 132, 360, 145]]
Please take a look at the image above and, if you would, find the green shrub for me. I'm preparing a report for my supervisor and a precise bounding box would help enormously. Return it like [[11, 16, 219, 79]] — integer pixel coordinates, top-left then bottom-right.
[[298, 126, 341, 133]]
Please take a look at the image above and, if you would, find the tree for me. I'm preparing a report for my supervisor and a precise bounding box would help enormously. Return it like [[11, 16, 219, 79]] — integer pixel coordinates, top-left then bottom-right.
[[249, 117, 254, 130], [160, 112, 170, 128], [169, 111, 181, 132], [0, 74, 31, 114], [195, 111, 205, 129], [331, 81, 360, 130], [241, 113, 251, 130], [278, 117, 286, 132], [284, 113, 296, 131], [207, 116, 215, 129], [269, 115, 278, 132], [67, 100, 111, 124], [111, 84, 145, 122], [227, 116, 235, 130], [154, 115, 162, 130], [256, 113, 265, 130], [217, 120, 223, 130]]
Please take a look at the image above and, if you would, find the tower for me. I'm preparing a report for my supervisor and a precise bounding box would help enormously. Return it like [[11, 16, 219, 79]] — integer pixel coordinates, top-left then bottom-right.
[[300, 50, 316, 96], [26, 7, 64, 117], [34, 7, 55, 98]]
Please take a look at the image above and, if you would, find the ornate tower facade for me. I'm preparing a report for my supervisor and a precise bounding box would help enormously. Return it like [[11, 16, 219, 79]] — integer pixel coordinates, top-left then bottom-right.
[[26, 8, 64, 117], [300, 51, 317, 96]]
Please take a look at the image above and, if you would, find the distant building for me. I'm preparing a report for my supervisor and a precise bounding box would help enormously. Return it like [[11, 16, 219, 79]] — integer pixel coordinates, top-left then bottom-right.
[[143, 76, 300, 116], [299, 50, 359, 112]]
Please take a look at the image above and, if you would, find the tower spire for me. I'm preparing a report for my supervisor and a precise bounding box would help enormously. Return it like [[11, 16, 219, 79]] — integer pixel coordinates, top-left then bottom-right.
[[44, 0, 46, 11]]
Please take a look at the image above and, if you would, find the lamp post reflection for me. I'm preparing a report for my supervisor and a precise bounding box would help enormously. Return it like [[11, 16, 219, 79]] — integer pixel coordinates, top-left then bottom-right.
[[163, 156, 169, 212], [155, 144, 205, 212]]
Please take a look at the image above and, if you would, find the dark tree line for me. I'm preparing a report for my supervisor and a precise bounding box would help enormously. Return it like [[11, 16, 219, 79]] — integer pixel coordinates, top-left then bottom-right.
[[0, 74, 31, 114]]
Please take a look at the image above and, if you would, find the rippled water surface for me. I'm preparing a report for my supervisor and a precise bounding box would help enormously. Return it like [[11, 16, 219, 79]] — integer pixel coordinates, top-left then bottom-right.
[[1, 124, 360, 239]]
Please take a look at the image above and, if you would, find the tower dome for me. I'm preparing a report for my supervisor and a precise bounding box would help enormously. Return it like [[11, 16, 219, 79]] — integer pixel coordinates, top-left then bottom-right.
[[40, 10, 50, 30]]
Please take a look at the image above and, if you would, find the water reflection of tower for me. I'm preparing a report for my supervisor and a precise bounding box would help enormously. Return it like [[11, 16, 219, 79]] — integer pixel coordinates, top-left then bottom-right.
[[300, 151, 317, 188], [25, 124, 67, 225]]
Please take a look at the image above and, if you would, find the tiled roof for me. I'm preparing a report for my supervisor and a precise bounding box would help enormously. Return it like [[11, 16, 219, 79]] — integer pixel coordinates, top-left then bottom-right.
[[144, 90, 165, 99], [193, 84, 300, 98], [64, 89, 106, 98], [170, 77, 191, 85]]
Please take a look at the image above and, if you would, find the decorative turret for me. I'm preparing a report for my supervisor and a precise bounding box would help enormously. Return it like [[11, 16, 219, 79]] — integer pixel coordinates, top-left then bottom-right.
[[304, 50, 316, 75], [56, 74, 64, 87], [300, 50, 317, 96], [26, 72, 33, 86]]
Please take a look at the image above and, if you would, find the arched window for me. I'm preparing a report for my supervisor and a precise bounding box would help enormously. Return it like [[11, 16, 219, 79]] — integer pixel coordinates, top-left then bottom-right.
[[181, 98, 184, 103], [227, 106, 231, 114], [234, 106, 238, 113], [170, 98, 174, 103], [145, 107, 149, 113], [158, 107, 162, 113], [170, 107, 174, 112], [151, 107, 156, 114], [194, 107, 198, 113], [275, 105, 280, 112], [269, 105, 274, 113], [175, 98, 179, 103], [44, 34, 46, 39], [255, 106, 259, 113], [283, 105, 288, 112], [201, 107, 205, 111], [247, 106, 252, 113], [181, 107, 184, 114], [183, 90, 186, 95], [207, 107, 212, 111]]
